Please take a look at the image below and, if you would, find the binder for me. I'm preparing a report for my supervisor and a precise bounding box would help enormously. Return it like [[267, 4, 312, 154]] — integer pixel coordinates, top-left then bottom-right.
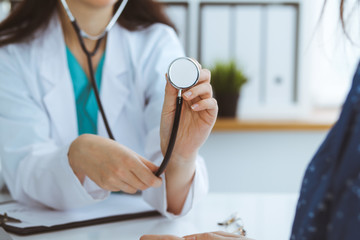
[[0, 194, 160, 236]]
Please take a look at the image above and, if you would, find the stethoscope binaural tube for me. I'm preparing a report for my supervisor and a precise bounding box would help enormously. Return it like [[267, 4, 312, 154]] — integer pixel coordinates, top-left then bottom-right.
[[60, 0, 129, 41], [155, 57, 200, 176]]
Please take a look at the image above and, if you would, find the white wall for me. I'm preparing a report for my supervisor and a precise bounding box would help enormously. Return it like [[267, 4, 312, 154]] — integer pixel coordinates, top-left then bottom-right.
[[164, 0, 360, 119], [163, 1, 355, 195], [200, 130, 328, 193], [300, 0, 360, 109]]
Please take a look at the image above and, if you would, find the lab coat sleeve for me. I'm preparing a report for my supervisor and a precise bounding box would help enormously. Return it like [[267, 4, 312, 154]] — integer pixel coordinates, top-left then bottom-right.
[[140, 25, 209, 218], [0, 46, 108, 210]]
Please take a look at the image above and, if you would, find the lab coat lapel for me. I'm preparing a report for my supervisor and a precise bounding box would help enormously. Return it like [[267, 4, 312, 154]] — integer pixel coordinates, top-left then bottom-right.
[[98, 25, 130, 137], [39, 15, 78, 144]]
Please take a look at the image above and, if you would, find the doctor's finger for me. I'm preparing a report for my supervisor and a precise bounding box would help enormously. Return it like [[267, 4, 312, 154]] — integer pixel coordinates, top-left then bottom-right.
[[103, 179, 137, 194], [190, 98, 218, 112], [120, 170, 150, 191], [140, 158, 160, 173], [183, 82, 213, 101], [165, 74, 178, 96], [197, 68, 211, 84], [140, 235, 184, 240], [211, 231, 247, 238], [163, 79, 180, 110], [132, 158, 162, 188], [117, 180, 138, 194], [190, 58, 202, 69], [184, 231, 249, 240], [184, 233, 239, 240]]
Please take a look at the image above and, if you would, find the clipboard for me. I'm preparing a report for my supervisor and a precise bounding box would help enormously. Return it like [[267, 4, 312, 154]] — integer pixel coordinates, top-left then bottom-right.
[[0, 194, 160, 236]]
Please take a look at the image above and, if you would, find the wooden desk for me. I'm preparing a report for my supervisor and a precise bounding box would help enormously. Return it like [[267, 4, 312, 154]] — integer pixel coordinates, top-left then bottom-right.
[[8, 193, 298, 240], [213, 119, 333, 131]]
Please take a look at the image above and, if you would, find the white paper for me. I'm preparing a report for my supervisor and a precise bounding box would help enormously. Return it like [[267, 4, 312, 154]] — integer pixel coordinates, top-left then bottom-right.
[[0, 194, 155, 228]]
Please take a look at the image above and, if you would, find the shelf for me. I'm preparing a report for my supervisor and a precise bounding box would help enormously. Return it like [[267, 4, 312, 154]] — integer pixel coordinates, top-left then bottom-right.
[[213, 118, 334, 131]]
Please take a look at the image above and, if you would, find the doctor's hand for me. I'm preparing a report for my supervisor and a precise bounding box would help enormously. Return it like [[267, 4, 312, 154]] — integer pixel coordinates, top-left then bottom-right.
[[160, 60, 217, 214], [141, 231, 250, 240], [68, 134, 162, 193], [160, 61, 218, 162]]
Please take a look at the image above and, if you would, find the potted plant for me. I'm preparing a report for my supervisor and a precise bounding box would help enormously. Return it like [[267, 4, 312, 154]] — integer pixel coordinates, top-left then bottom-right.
[[210, 61, 248, 118]]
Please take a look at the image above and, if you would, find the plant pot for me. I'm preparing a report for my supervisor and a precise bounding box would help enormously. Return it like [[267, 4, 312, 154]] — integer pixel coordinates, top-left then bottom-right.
[[215, 92, 239, 118]]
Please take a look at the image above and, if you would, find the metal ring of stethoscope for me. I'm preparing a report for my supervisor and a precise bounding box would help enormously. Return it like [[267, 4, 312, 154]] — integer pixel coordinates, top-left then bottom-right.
[[167, 57, 200, 91]]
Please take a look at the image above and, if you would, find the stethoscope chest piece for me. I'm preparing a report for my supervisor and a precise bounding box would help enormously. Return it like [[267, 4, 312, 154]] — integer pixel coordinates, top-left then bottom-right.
[[168, 57, 200, 90]]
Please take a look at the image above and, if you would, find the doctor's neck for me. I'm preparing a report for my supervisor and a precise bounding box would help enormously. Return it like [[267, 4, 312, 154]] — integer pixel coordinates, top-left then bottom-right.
[[58, 1, 113, 50]]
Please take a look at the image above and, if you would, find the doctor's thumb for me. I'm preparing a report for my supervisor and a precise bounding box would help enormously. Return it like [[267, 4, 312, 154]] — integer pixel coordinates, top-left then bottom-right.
[[162, 75, 178, 112], [164, 74, 178, 97]]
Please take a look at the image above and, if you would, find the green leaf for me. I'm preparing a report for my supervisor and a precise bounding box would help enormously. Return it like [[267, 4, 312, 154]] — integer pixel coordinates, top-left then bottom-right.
[[209, 60, 248, 94]]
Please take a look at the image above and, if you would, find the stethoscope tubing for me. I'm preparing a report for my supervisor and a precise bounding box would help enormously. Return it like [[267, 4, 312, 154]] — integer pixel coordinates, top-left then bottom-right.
[[65, 9, 115, 140], [64, 0, 188, 177], [71, 21, 184, 176], [84, 45, 116, 141], [155, 94, 183, 177]]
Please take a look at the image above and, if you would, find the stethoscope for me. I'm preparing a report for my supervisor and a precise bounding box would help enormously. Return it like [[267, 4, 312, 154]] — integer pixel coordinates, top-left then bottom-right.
[[156, 57, 199, 176], [60, 0, 200, 177]]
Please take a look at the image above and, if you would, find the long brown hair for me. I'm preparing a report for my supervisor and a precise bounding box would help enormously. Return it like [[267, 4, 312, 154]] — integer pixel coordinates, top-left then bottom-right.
[[0, 0, 176, 47]]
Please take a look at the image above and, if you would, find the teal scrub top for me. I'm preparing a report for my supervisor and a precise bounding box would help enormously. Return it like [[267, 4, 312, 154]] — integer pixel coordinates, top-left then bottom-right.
[[66, 47, 106, 135]]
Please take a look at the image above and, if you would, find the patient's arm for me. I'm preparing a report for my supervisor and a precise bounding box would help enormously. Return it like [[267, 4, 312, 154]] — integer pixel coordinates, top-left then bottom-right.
[[141, 231, 252, 240]]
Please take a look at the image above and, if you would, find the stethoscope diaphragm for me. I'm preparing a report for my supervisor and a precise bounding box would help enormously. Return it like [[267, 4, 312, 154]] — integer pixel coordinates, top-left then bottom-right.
[[167, 57, 200, 90]]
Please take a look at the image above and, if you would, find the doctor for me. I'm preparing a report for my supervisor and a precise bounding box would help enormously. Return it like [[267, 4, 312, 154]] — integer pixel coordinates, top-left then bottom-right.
[[0, 0, 217, 217]]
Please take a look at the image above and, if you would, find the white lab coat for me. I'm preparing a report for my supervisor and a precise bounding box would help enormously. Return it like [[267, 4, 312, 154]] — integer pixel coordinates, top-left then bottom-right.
[[0, 13, 208, 218]]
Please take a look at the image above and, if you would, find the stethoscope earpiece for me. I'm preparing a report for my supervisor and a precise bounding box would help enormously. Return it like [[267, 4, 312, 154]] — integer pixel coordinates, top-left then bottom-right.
[[167, 57, 200, 91]]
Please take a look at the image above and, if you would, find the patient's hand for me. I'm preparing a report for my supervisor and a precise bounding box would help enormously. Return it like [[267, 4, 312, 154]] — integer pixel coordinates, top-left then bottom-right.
[[140, 231, 252, 240]]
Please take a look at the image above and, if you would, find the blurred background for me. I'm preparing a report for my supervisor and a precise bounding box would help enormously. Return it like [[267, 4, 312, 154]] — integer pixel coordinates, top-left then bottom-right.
[[159, 0, 360, 194], [1, 0, 360, 220]]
